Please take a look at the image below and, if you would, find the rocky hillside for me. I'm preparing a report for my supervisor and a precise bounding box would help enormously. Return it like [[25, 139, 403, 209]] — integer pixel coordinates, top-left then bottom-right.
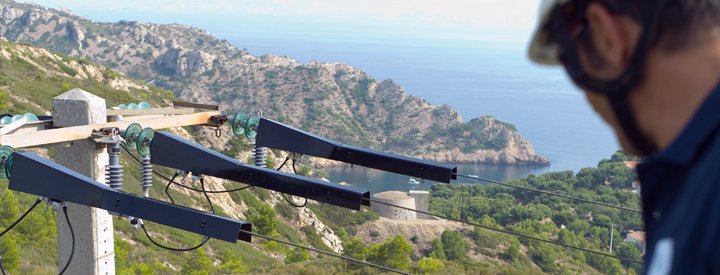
[[0, 39, 172, 114], [0, 0, 548, 165], [0, 39, 366, 273]]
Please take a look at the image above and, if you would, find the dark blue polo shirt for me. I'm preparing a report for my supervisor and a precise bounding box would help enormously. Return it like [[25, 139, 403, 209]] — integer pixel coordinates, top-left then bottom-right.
[[638, 84, 720, 274]]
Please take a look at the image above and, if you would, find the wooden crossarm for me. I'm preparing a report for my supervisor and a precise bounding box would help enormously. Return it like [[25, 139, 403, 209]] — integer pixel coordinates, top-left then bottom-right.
[[0, 111, 221, 148], [106, 107, 197, 116]]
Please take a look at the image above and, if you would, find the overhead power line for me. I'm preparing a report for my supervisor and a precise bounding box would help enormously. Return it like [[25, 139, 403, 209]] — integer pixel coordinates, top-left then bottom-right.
[[455, 173, 642, 213], [365, 198, 643, 265], [238, 229, 409, 275]]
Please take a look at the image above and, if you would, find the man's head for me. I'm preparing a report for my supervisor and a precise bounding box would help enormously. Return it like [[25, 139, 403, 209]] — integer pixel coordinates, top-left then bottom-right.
[[528, 0, 720, 156]]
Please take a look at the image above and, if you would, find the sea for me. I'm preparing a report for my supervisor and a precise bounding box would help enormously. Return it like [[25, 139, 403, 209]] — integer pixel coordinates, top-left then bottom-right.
[[62, 11, 620, 194]]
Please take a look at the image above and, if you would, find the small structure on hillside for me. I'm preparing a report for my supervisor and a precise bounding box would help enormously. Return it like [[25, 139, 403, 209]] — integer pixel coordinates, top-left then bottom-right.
[[408, 190, 431, 219], [371, 191, 417, 220], [371, 190, 435, 220]]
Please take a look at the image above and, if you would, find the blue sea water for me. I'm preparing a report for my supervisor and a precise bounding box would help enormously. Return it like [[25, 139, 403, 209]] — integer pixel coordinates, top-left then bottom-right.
[[53, 10, 619, 193]]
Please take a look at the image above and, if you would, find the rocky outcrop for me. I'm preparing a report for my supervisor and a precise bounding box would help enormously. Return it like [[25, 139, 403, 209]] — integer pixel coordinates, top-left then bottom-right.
[[266, 192, 344, 253], [157, 40, 216, 76], [295, 206, 343, 253], [65, 21, 84, 49], [416, 116, 550, 165]]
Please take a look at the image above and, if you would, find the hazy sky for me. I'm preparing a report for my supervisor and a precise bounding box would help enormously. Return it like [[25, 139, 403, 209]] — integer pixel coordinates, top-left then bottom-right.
[[29, 0, 541, 36]]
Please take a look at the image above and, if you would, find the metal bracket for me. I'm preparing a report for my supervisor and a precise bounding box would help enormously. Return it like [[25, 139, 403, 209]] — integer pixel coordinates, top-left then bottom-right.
[[150, 131, 371, 210], [255, 118, 458, 183], [8, 151, 252, 243], [92, 127, 124, 146]]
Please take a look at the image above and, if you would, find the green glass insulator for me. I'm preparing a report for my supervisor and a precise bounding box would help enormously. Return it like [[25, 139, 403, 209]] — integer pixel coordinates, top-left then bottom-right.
[[123, 123, 143, 150], [232, 112, 248, 137], [137, 127, 155, 157], [245, 115, 260, 139], [138, 101, 152, 109]]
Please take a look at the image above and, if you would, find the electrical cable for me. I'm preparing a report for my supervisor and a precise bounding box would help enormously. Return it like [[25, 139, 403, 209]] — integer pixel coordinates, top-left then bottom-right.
[[275, 156, 290, 171], [58, 205, 75, 275], [175, 181, 252, 194], [291, 157, 298, 175], [127, 145, 355, 271], [281, 193, 308, 208], [454, 173, 642, 213], [364, 198, 643, 265], [280, 155, 308, 207], [0, 197, 41, 238], [238, 229, 409, 275], [0, 256, 5, 275], [163, 172, 179, 204], [140, 173, 215, 252], [122, 144, 251, 194], [198, 177, 215, 214], [139, 223, 210, 252]]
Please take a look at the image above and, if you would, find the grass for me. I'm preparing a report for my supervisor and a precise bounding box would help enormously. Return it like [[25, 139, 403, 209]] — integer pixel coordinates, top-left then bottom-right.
[[0, 42, 172, 114]]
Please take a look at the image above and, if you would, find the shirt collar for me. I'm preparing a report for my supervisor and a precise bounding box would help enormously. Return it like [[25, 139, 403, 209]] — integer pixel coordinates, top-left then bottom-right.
[[645, 84, 720, 165]]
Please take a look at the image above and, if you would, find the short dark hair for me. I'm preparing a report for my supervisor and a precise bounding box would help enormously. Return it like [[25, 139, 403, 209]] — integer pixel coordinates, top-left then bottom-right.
[[604, 0, 720, 51]]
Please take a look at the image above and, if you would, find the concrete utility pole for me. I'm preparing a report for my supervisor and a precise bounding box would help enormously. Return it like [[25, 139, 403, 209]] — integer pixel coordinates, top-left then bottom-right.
[[53, 88, 115, 275]]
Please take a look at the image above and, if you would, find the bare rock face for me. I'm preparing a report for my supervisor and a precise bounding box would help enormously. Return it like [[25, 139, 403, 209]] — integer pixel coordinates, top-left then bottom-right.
[[295, 206, 343, 253], [267, 192, 344, 253], [157, 45, 216, 76], [65, 21, 84, 49], [19, 9, 53, 26]]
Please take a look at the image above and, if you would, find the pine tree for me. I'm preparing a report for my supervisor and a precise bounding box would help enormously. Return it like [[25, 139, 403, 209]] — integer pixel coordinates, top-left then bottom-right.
[[0, 191, 20, 228], [429, 238, 446, 260], [0, 235, 20, 273]]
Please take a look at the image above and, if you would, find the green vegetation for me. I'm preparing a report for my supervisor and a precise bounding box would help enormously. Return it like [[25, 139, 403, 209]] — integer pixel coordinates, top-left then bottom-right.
[[0, 180, 59, 273], [438, 230, 467, 261], [284, 247, 309, 264], [424, 151, 643, 274], [366, 235, 414, 270], [0, 42, 172, 114], [247, 203, 278, 235], [343, 235, 414, 271], [414, 257, 445, 274]]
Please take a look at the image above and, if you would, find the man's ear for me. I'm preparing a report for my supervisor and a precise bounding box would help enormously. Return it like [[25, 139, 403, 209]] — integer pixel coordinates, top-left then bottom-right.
[[585, 3, 633, 69]]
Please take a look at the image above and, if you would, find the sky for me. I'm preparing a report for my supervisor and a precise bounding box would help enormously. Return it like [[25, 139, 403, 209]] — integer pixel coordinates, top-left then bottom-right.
[[29, 0, 542, 45]]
